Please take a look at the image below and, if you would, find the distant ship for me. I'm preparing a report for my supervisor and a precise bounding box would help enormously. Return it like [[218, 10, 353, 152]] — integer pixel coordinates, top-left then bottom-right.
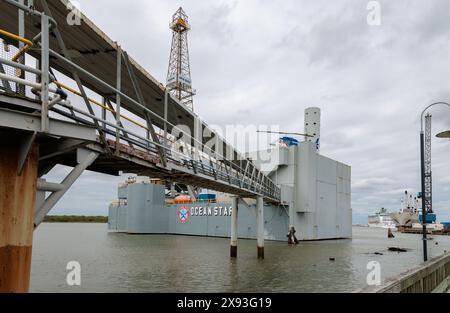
[[391, 191, 419, 227], [368, 208, 396, 229]]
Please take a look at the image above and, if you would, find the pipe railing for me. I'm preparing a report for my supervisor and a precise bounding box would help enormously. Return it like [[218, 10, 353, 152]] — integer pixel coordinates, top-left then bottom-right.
[[3, 0, 57, 26], [55, 100, 280, 199], [0, 13, 281, 201], [0, 69, 280, 199], [46, 47, 264, 175], [0, 29, 33, 62], [47, 49, 279, 195]]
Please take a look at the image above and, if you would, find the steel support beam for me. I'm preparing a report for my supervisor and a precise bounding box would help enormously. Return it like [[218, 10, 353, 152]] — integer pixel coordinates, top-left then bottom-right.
[[17, 0, 26, 95], [40, 13, 49, 132], [187, 185, 198, 200], [122, 50, 166, 167], [249, 165, 257, 190], [35, 58, 41, 98], [210, 157, 218, 180], [40, 0, 109, 149], [39, 138, 87, 161], [0, 56, 43, 80], [164, 90, 169, 148], [0, 108, 97, 141], [38, 162, 56, 178], [104, 98, 134, 148], [34, 149, 99, 227], [115, 45, 122, 155], [101, 97, 107, 131], [17, 131, 36, 176], [241, 161, 250, 187], [37, 179, 64, 192]]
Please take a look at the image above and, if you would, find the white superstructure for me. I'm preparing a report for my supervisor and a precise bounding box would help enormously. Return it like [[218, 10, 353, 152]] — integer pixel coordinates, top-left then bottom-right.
[[247, 107, 352, 240], [304, 107, 321, 152], [368, 208, 396, 229]]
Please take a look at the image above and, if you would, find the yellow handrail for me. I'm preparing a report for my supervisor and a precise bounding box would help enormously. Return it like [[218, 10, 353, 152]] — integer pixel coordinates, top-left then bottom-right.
[[0, 29, 174, 145], [169, 199, 219, 205], [0, 29, 33, 62]]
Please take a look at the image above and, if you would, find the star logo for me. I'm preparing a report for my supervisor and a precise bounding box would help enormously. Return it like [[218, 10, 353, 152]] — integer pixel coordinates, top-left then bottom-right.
[[177, 206, 190, 224]]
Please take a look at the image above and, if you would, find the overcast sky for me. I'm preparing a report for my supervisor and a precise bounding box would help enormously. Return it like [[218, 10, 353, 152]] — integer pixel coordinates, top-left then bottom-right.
[[47, 0, 450, 224]]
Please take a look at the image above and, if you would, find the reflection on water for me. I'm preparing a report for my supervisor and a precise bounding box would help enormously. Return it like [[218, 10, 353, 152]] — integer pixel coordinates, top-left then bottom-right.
[[30, 224, 450, 293]]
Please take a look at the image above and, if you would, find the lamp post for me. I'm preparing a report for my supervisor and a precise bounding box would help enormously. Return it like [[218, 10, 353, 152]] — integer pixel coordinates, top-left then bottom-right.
[[420, 102, 450, 262], [436, 131, 450, 139]]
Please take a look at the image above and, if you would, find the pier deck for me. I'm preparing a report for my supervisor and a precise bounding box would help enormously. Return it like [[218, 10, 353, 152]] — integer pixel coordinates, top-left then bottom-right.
[[362, 252, 450, 293]]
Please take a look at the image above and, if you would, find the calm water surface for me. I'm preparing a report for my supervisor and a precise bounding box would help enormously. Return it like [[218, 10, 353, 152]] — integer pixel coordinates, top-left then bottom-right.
[[30, 224, 450, 293]]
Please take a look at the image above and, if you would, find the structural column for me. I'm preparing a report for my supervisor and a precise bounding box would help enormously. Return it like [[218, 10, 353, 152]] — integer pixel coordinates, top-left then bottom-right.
[[256, 196, 264, 259], [230, 197, 239, 258], [115, 44, 122, 155], [0, 135, 39, 293]]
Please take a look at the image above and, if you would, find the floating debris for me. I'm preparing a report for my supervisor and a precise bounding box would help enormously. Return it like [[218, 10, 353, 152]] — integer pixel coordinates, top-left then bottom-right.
[[388, 247, 409, 253]]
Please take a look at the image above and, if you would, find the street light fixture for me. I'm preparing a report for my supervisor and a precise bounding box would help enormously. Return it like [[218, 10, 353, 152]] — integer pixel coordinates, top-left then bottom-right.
[[436, 131, 450, 139], [420, 102, 450, 262]]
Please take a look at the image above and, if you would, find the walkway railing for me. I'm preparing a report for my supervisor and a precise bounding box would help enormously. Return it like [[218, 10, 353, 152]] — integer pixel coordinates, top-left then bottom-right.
[[362, 252, 450, 293], [0, 0, 281, 202]]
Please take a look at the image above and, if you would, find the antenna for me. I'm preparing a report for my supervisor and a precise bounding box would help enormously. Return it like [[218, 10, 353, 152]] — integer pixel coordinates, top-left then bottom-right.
[[256, 130, 314, 138]]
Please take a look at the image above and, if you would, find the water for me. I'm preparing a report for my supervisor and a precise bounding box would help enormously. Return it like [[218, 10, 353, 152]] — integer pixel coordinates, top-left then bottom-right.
[[30, 224, 450, 293]]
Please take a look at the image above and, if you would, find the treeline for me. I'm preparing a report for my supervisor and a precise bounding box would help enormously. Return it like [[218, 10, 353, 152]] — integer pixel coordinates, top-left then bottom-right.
[[43, 215, 108, 223]]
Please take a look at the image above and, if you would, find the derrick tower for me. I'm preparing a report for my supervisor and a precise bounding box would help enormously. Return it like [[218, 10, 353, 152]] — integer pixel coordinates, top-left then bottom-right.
[[166, 7, 196, 111]]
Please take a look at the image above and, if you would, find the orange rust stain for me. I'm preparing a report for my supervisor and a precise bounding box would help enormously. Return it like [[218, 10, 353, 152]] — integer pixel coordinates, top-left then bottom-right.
[[0, 138, 38, 293], [0, 245, 32, 293]]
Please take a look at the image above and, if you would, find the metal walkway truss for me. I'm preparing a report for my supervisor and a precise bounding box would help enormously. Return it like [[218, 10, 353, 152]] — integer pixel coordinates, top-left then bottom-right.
[[0, 0, 281, 228]]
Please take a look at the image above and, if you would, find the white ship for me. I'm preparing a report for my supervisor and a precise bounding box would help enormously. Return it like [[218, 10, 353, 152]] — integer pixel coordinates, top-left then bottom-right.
[[368, 208, 396, 229], [391, 191, 419, 227]]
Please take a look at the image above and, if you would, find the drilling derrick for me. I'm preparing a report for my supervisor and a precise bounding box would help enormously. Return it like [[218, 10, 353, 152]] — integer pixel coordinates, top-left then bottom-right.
[[166, 7, 196, 111]]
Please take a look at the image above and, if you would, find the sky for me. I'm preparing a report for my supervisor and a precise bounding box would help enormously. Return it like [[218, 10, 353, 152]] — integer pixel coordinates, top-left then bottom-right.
[[46, 0, 450, 224]]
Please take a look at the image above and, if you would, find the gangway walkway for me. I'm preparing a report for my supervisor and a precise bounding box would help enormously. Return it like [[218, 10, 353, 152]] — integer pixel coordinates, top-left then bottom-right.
[[0, 0, 280, 292]]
